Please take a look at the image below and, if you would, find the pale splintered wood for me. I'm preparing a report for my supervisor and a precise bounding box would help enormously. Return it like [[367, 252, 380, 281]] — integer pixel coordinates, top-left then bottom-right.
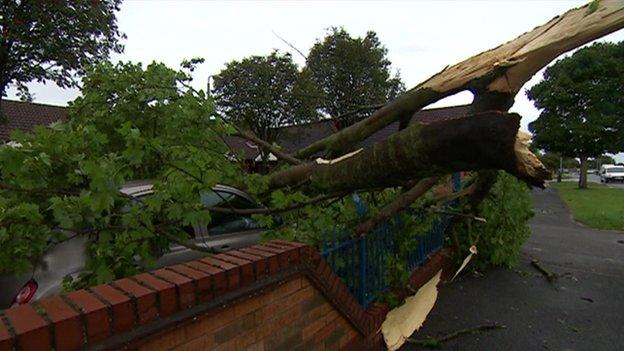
[[425, 0, 624, 94], [294, 0, 624, 160]]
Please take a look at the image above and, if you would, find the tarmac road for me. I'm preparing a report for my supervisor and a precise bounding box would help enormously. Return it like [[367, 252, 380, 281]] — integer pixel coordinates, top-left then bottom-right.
[[404, 187, 624, 351], [587, 174, 624, 189], [556, 172, 624, 189]]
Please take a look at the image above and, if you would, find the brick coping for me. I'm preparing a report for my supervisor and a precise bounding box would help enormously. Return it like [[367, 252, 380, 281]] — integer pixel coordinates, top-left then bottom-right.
[[0, 241, 452, 351]]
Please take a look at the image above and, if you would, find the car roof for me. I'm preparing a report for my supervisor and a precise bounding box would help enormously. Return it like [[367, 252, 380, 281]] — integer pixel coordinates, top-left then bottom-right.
[[119, 180, 255, 203]]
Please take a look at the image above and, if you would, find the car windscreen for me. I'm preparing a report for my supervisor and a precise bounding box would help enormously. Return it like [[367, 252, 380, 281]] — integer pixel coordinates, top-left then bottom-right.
[[200, 190, 260, 235]]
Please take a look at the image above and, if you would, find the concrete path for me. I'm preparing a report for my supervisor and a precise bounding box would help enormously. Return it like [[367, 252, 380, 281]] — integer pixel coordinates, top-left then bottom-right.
[[404, 187, 624, 351]]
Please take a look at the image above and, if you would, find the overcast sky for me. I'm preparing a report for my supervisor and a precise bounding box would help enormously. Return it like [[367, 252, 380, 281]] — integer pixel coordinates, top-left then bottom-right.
[[6, 0, 624, 160]]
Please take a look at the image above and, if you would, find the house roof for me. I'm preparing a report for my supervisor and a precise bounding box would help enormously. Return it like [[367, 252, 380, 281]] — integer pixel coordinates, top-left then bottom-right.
[[0, 99, 471, 160], [0, 100, 67, 141], [229, 104, 471, 159]]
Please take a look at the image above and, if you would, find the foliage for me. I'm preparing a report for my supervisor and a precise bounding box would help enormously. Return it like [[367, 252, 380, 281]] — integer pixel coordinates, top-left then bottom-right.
[[305, 27, 404, 128], [553, 182, 624, 231], [453, 172, 533, 271], [528, 42, 624, 187], [536, 152, 561, 174], [537, 152, 579, 174], [0, 0, 124, 99], [590, 155, 616, 169], [212, 51, 318, 144], [0, 60, 260, 287]]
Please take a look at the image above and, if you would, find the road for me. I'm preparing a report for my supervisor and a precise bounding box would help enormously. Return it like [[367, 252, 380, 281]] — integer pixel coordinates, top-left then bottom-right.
[[404, 187, 624, 351], [562, 172, 624, 189], [588, 174, 624, 189]]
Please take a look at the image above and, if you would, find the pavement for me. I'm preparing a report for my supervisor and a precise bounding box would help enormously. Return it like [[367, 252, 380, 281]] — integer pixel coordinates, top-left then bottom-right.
[[404, 187, 624, 351]]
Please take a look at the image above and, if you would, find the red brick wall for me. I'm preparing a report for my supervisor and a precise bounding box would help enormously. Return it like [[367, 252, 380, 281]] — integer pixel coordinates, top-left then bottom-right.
[[134, 276, 359, 351], [0, 241, 451, 351]]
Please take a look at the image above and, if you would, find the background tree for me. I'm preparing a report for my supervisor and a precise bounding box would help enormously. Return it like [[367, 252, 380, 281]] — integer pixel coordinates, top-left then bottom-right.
[[536, 152, 581, 182], [212, 51, 318, 150], [305, 27, 404, 128], [528, 41, 624, 189], [0, 0, 124, 104], [590, 155, 616, 169]]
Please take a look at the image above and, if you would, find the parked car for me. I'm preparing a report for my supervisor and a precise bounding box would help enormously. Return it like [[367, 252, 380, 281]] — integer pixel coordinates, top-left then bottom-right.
[[600, 165, 624, 183], [0, 181, 265, 309]]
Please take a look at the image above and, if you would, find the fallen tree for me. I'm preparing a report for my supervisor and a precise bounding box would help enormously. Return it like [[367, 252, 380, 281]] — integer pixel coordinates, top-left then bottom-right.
[[259, 0, 624, 235], [293, 0, 624, 160], [1, 1, 623, 288]]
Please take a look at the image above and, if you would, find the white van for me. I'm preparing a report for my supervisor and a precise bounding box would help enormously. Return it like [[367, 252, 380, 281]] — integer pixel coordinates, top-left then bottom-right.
[[600, 164, 624, 183]]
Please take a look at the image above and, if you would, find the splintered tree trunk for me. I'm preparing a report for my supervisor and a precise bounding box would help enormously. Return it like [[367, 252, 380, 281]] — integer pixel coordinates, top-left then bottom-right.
[[264, 1, 624, 207], [293, 0, 624, 160], [579, 156, 588, 189], [270, 112, 549, 193]]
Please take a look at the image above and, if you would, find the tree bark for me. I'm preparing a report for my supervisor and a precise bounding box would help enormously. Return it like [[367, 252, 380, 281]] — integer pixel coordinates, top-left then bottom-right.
[[292, 0, 624, 160], [578, 156, 588, 189], [270, 111, 549, 194]]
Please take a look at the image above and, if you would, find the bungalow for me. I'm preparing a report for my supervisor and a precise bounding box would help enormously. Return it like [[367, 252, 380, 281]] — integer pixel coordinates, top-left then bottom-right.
[[0, 99, 470, 170], [0, 100, 67, 142]]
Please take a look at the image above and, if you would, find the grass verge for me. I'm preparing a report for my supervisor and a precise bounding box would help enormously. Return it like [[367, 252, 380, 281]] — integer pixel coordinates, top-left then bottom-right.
[[552, 182, 624, 231]]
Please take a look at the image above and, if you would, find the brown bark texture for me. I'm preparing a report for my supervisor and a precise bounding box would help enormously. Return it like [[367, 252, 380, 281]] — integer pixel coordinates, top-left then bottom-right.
[[271, 111, 548, 193], [578, 156, 588, 189]]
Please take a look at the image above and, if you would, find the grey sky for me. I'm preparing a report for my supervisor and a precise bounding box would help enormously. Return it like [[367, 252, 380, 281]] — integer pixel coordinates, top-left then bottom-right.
[[6, 0, 624, 161]]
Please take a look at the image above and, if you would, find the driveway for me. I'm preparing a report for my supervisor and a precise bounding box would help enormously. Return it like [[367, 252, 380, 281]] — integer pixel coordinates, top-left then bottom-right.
[[404, 187, 624, 351]]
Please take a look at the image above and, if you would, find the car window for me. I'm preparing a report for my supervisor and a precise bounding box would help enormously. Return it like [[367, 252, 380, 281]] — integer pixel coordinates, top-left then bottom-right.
[[131, 189, 261, 238], [200, 190, 260, 235], [200, 190, 256, 209]]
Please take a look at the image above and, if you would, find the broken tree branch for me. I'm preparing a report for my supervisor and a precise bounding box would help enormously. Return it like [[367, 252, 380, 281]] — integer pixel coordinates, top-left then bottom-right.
[[355, 177, 440, 235], [531, 259, 558, 284], [407, 323, 506, 348], [207, 191, 347, 215], [293, 0, 624, 159], [271, 111, 547, 194], [431, 208, 487, 223], [233, 130, 303, 165]]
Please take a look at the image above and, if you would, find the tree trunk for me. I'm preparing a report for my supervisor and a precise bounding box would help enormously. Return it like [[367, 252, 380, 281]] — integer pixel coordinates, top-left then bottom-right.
[[270, 111, 549, 194], [292, 0, 624, 160], [270, 1, 624, 199], [578, 156, 588, 189]]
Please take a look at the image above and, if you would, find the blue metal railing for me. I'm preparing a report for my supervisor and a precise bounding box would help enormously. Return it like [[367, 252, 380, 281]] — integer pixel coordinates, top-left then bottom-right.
[[320, 214, 449, 308], [320, 174, 459, 308]]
